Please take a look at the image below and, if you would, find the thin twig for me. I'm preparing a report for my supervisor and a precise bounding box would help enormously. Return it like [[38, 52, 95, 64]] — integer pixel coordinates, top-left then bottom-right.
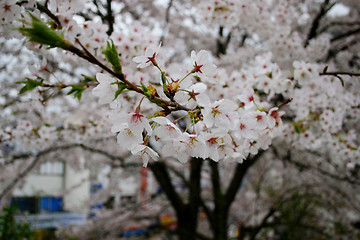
[[304, 0, 334, 47]]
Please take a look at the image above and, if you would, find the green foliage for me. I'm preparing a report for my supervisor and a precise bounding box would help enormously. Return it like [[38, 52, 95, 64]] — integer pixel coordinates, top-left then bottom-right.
[[103, 40, 122, 74], [17, 78, 43, 94], [139, 82, 165, 107], [161, 71, 168, 85], [293, 122, 306, 134], [67, 85, 86, 100], [80, 74, 96, 83], [19, 14, 71, 49], [0, 204, 35, 240], [111, 81, 127, 100]]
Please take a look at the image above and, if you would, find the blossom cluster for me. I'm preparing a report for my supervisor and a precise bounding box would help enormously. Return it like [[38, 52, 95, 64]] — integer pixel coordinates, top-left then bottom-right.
[[91, 46, 287, 166], [0, 0, 358, 172]]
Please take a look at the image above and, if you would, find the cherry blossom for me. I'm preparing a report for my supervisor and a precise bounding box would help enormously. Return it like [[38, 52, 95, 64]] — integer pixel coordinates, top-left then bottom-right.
[[201, 99, 238, 130], [92, 73, 118, 105], [190, 50, 217, 80], [131, 144, 159, 167], [133, 42, 162, 68]]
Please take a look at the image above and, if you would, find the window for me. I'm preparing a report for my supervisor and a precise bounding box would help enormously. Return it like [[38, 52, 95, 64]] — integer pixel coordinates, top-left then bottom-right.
[[39, 161, 64, 175], [11, 197, 63, 213]]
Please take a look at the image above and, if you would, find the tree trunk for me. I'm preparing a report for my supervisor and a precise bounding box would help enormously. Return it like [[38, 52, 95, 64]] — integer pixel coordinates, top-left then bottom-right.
[[149, 158, 203, 240]]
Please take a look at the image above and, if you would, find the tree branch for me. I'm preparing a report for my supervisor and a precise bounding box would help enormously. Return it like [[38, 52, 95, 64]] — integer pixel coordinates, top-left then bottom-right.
[[224, 151, 264, 210], [105, 0, 115, 36], [283, 155, 360, 185], [36, 2, 62, 28], [319, 20, 360, 34], [149, 161, 185, 213], [216, 26, 232, 57], [0, 156, 41, 200], [320, 71, 360, 77], [69, 39, 190, 112], [326, 38, 360, 60], [304, 0, 334, 47], [331, 27, 360, 42], [159, 0, 174, 44]]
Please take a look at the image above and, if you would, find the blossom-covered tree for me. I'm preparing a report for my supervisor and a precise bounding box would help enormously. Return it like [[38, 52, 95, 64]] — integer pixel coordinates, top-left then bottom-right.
[[0, 0, 359, 239]]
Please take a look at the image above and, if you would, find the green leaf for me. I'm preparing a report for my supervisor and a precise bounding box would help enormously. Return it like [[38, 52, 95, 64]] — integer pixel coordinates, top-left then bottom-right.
[[67, 85, 85, 100], [322, 66, 328, 73], [111, 82, 127, 100], [17, 78, 43, 94], [294, 124, 302, 134], [161, 71, 168, 85], [293, 122, 306, 134], [80, 74, 96, 83], [19, 13, 71, 49], [103, 39, 122, 74], [337, 76, 345, 87], [140, 81, 150, 96]]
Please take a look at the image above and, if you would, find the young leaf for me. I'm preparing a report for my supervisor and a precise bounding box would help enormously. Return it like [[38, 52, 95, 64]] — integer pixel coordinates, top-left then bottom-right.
[[19, 13, 71, 49], [140, 81, 150, 96], [17, 78, 43, 94], [81, 74, 96, 83], [161, 71, 168, 85], [111, 82, 127, 100], [67, 85, 85, 100], [103, 40, 122, 74], [337, 76, 345, 87]]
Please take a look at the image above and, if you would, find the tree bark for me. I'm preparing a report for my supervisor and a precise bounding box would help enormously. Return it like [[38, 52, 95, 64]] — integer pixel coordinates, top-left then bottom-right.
[[149, 158, 203, 240]]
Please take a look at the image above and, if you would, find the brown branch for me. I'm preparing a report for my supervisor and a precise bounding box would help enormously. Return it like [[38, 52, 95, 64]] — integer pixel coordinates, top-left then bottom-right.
[[247, 207, 276, 240], [284, 156, 360, 185], [188, 158, 203, 211], [167, 162, 214, 233], [224, 151, 264, 210], [105, 0, 115, 36], [272, 147, 360, 185], [119, 0, 140, 20], [326, 38, 360, 60], [216, 26, 232, 57], [319, 20, 360, 34], [0, 143, 137, 199], [304, 0, 334, 47], [149, 161, 185, 214], [331, 27, 360, 42], [320, 71, 360, 77], [159, 0, 174, 44], [0, 156, 42, 200], [36, 2, 62, 28], [70, 39, 190, 112]]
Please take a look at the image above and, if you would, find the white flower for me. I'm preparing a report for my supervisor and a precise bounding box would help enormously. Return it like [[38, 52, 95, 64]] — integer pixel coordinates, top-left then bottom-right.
[[131, 145, 159, 167], [115, 124, 143, 150], [268, 107, 285, 128], [162, 133, 207, 163], [153, 117, 182, 140], [202, 132, 233, 162], [293, 61, 319, 85], [254, 110, 269, 130], [0, 0, 22, 25], [174, 83, 210, 108], [92, 73, 117, 104], [112, 109, 152, 137], [190, 50, 217, 80], [238, 87, 256, 109], [174, 133, 207, 158], [202, 99, 238, 130], [133, 42, 161, 68], [236, 111, 258, 140], [127, 110, 152, 137]]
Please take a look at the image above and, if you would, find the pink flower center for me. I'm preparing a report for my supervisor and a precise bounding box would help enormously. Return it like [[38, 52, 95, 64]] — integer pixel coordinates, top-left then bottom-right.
[[193, 61, 204, 73], [132, 112, 144, 123]]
